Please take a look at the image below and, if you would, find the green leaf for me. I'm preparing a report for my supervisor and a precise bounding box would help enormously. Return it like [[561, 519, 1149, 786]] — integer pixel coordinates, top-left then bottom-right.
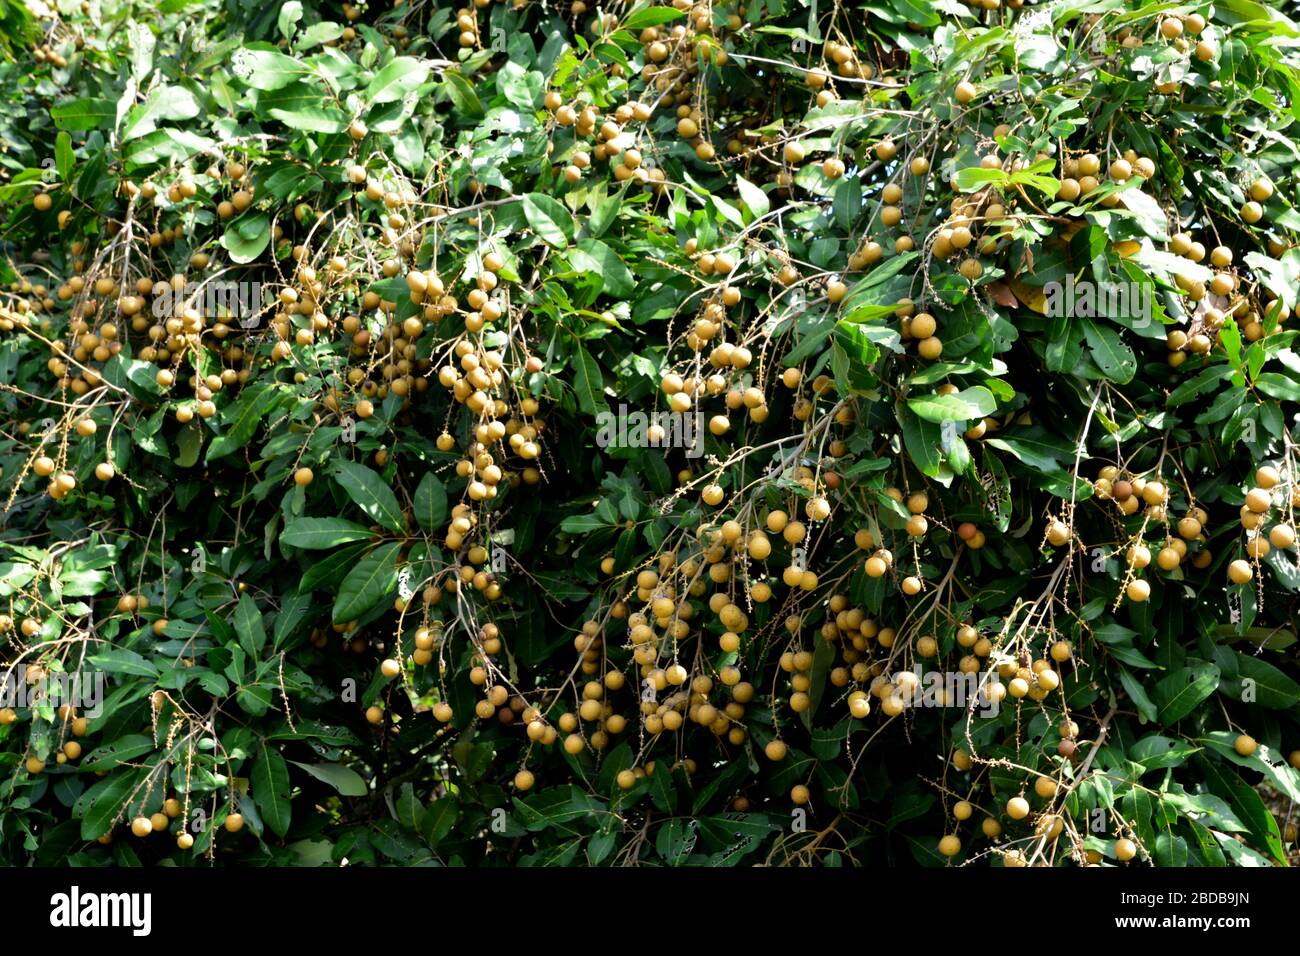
[[253, 745, 292, 837], [1153, 661, 1220, 723], [1200, 732, 1300, 803], [81, 735, 157, 770], [622, 4, 686, 30], [1255, 371, 1300, 402], [220, 212, 272, 264], [735, 175, 769, 218], [896, 404, 944, 479], [273, 592, 313, 649], [1129, 735, 1200, 771], [1221, 653, 1300, 709], [442, 72, 483, 117], [122, 85, 201, 140], [907, 386, 998, 423], [569, 239, 634, 297], [102, 356, 164, 398], [277, 0, 303, 41], [281, 517, 377, 550], [55, 132, 74, 182], [655, 818, 697, 865], [1118, 665, 1158, 722], [984, 427, 1073, 472], [953, 166, 1009, 193], [50, 97, 116, 131], [413, 473, 448, 535], [365, 57, 430, 104], [77, 770, 145, 841], [295, 22, 344, 51], [522, 193, 574, 248], [232, 45, 311, 91], [332, 461, 405, 534], [1197, 755, 1286, 863], [233, 591, 267, 656], [85, 648, 158, 678], [175, 421, 203, 467], [421, 798, 460, 845], [298, 543, 369, 594], [288, 760, 368, 797], [1079, 317, 1137, 383], [332, 542, 401, 623], [267, 105, 348, 134], [206, 383, 282, 460], [571, 344, 606, 415]]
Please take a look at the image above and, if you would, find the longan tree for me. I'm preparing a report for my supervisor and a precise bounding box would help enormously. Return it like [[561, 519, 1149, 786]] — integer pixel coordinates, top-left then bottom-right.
[[1, 0, 1300, 867]]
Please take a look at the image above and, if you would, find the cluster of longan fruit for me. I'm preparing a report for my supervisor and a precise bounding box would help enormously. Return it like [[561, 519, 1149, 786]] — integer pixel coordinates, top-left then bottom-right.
[[547, 91, 667, 189], [1230, 464, 1297, 584]]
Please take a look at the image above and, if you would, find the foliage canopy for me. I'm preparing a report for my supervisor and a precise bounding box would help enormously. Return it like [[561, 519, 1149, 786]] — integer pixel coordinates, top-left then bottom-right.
[[2, 0, 1300, 867]]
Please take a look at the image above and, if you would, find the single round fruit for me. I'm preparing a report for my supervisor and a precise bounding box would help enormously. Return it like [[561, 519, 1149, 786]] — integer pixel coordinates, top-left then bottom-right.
[[1115, 838, 1137, 862], [938, 834, 961, 857], [131, 816, 153, 838], [1234, 734, 1257, 757], [1228, 559, 1253, 585], [1250, 178, 1274, 202], [1246, 487, 1272, 513], [1006, 796, 1030, 820], [1256, 465, 1282, 488], [1126, 579, 1150, 603], [294, 467, 314, 486], [224, 812, 244, 833]]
